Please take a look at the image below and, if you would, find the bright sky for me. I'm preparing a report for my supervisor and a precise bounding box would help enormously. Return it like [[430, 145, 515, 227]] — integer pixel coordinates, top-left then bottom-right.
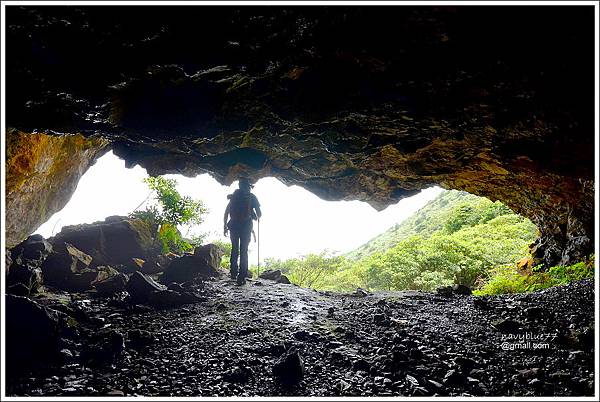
[[35, 151, 443, 263]]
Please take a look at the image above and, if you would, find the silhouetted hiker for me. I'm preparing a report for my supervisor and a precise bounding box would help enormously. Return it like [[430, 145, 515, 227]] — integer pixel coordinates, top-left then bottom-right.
[[224, 178, 261, 285]]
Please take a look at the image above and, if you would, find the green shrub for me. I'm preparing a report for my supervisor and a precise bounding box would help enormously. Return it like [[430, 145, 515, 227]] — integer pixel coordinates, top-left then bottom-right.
[[129, 176, 207, 254], [474, 256, 595, 296], [157, 223, 193, 254]]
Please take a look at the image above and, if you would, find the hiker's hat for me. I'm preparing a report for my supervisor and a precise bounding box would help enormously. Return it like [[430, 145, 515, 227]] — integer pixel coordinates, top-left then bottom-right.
[[239, 177, 253, 188]]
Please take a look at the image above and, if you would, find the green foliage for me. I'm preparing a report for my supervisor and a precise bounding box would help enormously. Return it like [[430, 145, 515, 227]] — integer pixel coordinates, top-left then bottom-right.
[[255, 252, 344, 288], [129, 206, 162, 227], [314, 212, 537, 293], [157, 223, 193, 254], [143, 177, 206, 226], [269, 190, 542, 294], [259, 189, 586, 296], [187, 234, 208, 249], [346, 190, 515, 260], [474, 256, 595, 296], [129, 176, 207, 254], [443, 199, 512, 233]]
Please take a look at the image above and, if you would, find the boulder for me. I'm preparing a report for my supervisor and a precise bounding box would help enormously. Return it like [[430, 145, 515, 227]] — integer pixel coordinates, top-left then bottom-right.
[[65, 268, 102, 292], [93, 269, 128, 296], [276, 275, 291, 284], [10, 234, 53, 263], [257, 269, 291, 284], [50, 216, 157, 267], [159, 246, 223, 284], [126, 271, 166, 303], [94, 265, 120, 282], [273, 347, 305, 386], [259, 269, 283, 281], [41, 244, 120, 292], [7, 234, 53, 294], [452, 284, 472, 295], [119, 257, 145, 274], [156, 252, 178, 268], [436, 286, 454, 297], [140, 259, 163, 275], [41, 242, 93, 289], [193, 244, 223, 272], [7, 263, 44, 295], [6, 295, 62, 372], [7, 283, 31, 296]]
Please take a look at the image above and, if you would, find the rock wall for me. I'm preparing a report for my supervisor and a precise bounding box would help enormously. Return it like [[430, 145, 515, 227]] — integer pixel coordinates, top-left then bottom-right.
[[4, 6, 595, 266], [5, 129, 109, 247]]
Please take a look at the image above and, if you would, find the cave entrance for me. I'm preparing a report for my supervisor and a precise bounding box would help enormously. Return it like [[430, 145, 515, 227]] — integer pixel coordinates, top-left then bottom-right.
[[34, 151, 444, 265], [33, 151, 540, 294]]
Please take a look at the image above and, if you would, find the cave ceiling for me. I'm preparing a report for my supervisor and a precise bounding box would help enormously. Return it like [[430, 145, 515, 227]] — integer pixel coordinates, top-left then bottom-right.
[[4, 5, 596, 265]]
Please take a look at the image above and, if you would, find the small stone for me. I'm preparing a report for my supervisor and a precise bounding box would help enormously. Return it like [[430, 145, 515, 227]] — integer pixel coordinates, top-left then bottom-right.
[[517, 367, 543, 381], [549, 371, 571, 382], [353, 358, 371, 372], [406, 374, 420, 387], [492, 318, 521, 333], [335, 379, 350, 393], [524, 306, 544, 318], [473, 298, 491, 310], [427, 379, 444, 391], [60, 348, 74, 359], [272, 347, 304, 386], [452, 284, 472, 295], [436, 286, 453, 297], [454, 356, 478, 372], [223, 366, 251, 384], [443, 369, 464, 386]]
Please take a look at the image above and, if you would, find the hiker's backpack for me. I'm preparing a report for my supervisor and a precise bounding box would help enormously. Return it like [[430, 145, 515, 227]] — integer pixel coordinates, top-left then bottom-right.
[[229, 190, 254, 222]]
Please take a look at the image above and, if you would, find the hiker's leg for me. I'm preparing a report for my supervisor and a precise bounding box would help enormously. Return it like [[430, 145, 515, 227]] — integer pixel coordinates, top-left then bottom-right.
[[229, 231, 240, 278], [239, 228, 252, 279]]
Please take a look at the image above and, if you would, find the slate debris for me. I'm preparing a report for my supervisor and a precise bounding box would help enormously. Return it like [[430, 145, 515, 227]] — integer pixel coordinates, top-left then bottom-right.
[[4, 277, 595, 397]]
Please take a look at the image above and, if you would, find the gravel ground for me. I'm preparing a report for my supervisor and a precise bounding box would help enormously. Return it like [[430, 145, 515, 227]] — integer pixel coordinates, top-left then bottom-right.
[[6, 277, 596, 397]]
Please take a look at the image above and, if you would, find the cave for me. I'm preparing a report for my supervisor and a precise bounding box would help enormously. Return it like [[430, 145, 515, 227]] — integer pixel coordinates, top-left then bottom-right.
[[2, 4, 597, 398], [4, 5, 595, 268]]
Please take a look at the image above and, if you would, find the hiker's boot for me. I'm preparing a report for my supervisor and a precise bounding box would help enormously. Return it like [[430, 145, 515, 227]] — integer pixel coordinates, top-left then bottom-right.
[[230, 269, 238, 280], [236, 275, 246, 286]]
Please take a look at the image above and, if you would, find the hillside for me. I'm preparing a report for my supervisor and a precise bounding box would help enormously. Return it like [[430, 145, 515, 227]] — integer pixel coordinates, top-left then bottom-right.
[[346, 190, 488, 260]]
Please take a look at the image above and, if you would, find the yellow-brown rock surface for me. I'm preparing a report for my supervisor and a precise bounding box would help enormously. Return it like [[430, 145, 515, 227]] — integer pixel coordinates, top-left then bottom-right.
[[5, 129, 108, 247]]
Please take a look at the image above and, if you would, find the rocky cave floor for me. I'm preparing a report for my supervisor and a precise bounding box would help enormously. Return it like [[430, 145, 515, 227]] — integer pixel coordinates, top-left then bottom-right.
[[6, 277, 596, 397]]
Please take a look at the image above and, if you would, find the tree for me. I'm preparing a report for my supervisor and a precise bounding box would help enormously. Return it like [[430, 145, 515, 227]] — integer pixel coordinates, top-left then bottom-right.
[[130, 176, 207, 253]]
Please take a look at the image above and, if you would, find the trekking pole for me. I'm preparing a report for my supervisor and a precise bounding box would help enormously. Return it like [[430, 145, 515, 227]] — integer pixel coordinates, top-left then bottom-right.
[[257, 218, 260, 278]]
